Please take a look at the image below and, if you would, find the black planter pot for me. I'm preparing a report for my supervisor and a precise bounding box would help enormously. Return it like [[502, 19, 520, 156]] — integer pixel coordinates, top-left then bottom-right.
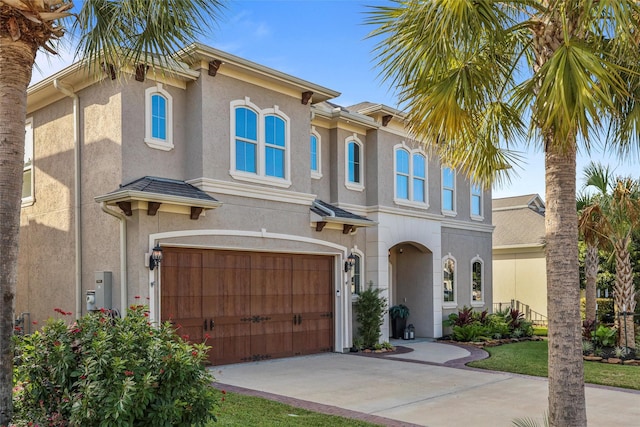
[[391, 317, 407, 339]]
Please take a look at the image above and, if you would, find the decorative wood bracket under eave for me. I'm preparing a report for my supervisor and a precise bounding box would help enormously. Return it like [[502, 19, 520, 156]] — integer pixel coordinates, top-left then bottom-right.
[[310, 200, 377, 234], [301, 91, 313, 105], [208, 59, 223, 76], [96, 191, 222, 220]]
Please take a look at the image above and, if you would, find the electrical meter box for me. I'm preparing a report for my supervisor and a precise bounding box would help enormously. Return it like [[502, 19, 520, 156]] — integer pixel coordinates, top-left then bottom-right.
[[94, 271, 112, 310]]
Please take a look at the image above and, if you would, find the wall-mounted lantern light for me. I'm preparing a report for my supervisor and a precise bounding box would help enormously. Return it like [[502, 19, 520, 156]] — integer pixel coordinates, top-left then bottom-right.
[[149, 245, 163, 271], [344, 253, 356, 273]]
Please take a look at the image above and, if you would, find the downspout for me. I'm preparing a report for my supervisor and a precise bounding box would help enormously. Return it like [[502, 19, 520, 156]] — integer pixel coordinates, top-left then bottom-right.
[[101, 202, 127, 316], [53, 80, 82, 319]]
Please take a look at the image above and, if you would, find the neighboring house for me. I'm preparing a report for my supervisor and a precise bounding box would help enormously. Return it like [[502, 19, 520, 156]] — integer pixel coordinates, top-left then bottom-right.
[[18, 43, 493, 365], [492, 194, 547, 318]]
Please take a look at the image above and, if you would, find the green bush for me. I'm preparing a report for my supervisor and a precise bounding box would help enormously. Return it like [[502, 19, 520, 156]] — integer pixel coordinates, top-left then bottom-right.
[[355, 283, 387, 349], [594, 325, 617, 347], [13, 305, 218, 426], [452, 324, 490, 342]]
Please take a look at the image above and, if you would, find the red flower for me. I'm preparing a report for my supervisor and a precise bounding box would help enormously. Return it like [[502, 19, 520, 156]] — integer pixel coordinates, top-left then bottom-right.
[[191, 351, 198, 357], [204, 333, 211, 340], [54, 308, 65, 314], [143, 312, 149, 317], [182, 334, 190, 340], [134, 295, 141, 299], [80, 375, 87, 380], [100, 307, 106, 313], [32, 321, 38, 325], [66, 311, 72, 316], [124, 370, 134, 376], [53, 341, 61, 346], [221, 390, 226, 395]]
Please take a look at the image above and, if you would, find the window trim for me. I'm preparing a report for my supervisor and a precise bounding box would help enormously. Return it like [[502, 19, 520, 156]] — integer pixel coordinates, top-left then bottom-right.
[[442, 253, 457, 308], [441, 166, 456, 216], [350, 247, 365, 298], [229, 98, 292, 188], [144, 84, 174, 151], [22, 117, 34, 207], [310, 127, 322, 179], [344, 134, 364, 191], [393, 142, 428, 208], [470, 182, 484, 221], [470, 255, 484, 306]]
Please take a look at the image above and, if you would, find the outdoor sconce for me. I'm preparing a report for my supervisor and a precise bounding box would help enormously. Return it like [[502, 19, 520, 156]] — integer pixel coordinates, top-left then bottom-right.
[[149, 245, 163, 271], [344, 253, 356, 273]]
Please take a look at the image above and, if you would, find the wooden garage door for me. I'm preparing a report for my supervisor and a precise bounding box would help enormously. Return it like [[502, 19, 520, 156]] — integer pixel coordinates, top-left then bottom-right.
[[161, 248, 334, 365]]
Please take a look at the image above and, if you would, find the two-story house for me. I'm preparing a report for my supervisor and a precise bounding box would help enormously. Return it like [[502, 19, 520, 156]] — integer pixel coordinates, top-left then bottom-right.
[[19, 43, 493, 365]]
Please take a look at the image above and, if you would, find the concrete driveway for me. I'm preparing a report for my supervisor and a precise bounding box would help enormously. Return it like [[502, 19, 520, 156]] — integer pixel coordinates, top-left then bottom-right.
[[212, 341, 640, 426]]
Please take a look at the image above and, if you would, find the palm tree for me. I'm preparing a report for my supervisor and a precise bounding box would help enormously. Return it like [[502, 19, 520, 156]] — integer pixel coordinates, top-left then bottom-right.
[[584, 163, 640, 349], [578, 163, 613, 324], [0, 1, 224, 423], [366, 2, 640, 426]]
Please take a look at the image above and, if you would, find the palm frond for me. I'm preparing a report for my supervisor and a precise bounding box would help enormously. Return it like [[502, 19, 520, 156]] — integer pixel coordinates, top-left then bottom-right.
[[73, 0, 225, 76]]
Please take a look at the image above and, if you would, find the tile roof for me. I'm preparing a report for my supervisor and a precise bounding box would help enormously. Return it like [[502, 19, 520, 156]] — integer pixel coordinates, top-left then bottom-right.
[[311, 200, 375, 225], [492, 194, 541, 210], [116, 176, 218, 202]]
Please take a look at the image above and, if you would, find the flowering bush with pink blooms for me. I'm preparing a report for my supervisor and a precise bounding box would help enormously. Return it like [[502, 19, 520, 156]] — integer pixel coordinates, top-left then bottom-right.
[[13, 305, 218, 426]]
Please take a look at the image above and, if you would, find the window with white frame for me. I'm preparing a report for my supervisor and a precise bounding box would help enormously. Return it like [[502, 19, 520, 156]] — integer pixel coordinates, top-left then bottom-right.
[[351, 253, 362, 295], [144, 84, 173, 151], [310, 128, 322, 178], [471, 183, 483, 219], [345, 135, 364, 190], [443, 255, 456, 306], [394, 144, 427, 206], [23, 118, 34, 204], [442, 167, 456, 214], [230, 98, 291, 187], [471, 257, 484, 304]]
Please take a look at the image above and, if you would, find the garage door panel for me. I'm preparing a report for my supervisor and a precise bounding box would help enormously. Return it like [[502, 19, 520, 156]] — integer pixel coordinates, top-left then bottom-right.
[[162, 248, 333, 365]]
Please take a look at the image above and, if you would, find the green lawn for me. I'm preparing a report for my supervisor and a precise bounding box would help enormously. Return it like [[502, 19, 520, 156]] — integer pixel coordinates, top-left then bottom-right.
[[208, 390, 380, 426], [468, 340, 640, 390]]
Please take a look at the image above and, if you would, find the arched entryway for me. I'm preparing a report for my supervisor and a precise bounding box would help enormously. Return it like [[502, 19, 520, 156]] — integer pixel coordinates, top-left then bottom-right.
[[388, 242, 433, 338]]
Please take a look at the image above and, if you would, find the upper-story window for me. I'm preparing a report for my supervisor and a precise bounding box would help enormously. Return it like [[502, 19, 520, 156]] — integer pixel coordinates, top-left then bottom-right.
[[443, 254, 456, 308], [471, 183, 483, 219], [23, 118, 34, 205], [264, 115, 285, 178], [442, 166, 456, 215], [145, 84, 173, 151], [394, 143, 427, 207], [230, 98, 291, 188], [310, 127, 322, 179], [345, 134, 364, 191], [471, 256, 484, 305]]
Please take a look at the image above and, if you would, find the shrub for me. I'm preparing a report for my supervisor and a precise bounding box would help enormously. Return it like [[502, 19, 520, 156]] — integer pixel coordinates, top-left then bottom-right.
[[13, 305, 218, 426], [447, 306, 476, 327], [582, 340, 594, 355], [355, 283, 387, 349], [582, 319, 596, 341], [452, 324, 490, 342], [594, 325, 617, 347]]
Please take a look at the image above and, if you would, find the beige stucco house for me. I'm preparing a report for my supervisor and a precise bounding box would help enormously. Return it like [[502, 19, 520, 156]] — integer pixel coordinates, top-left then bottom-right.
[[492, 194, 547, 319], [19, 43, 493, 364]]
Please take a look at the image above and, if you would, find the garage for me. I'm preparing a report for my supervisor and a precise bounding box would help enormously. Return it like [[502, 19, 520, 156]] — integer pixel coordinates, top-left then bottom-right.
[[160, 247, 334, 365]]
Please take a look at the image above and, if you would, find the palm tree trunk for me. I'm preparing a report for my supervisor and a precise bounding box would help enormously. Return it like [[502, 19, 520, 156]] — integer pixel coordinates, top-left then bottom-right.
[[585, 244, 598, 323], [545, 141, 587, 427], [613, 235, 636, 349], [0, 37, 37, 425]]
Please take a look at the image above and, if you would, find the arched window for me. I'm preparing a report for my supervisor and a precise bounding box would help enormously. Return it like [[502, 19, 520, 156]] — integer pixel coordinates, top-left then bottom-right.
[[230, 98, 291, 187], [442, 166, 456, 215], [471, 257, 484, 305], [345, 135, 364, 190], [310, 128, 322, 178], [471, 183, 483, 219], [235, 106, 258, 173], [145, 84, 173, 151], [264, 114, 285, 178], [443, 254, 457, 307], [394, 143, 427, 206]]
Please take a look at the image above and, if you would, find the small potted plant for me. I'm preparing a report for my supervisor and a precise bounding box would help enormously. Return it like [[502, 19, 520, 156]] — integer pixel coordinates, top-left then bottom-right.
[[389, 304, 410, 339]]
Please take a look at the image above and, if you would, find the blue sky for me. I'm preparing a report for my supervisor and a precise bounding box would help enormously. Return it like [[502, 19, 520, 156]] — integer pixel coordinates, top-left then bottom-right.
[[33, 0, 639, 200]]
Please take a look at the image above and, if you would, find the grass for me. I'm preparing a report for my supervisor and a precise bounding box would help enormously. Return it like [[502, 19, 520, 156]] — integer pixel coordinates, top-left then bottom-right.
[[468, 340, 640, 390], [208, 390, 380, 426]]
